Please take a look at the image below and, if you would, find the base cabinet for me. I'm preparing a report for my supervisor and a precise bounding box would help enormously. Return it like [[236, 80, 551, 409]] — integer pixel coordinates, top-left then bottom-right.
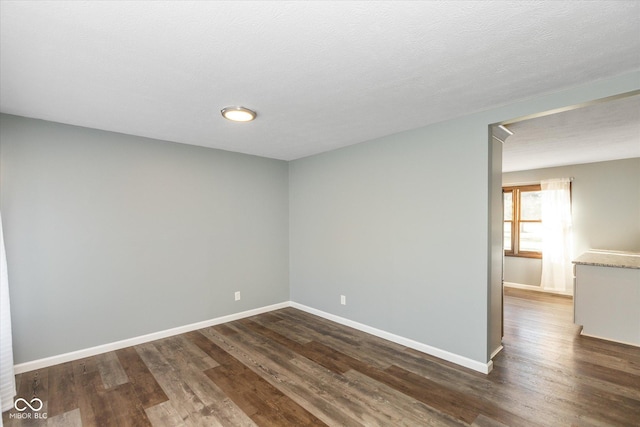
[[574, 264, 640, 346]]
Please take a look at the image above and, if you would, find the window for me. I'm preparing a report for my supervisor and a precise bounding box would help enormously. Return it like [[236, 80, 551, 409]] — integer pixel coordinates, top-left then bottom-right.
[[503, 185, 542, 258]]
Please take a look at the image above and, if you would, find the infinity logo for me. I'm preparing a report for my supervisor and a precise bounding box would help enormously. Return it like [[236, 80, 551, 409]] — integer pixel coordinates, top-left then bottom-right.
[[14, 397, 43, 412]]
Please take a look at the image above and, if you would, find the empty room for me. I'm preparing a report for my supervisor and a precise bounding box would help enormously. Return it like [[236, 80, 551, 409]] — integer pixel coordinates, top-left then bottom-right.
[[1, 1, 639, 426]]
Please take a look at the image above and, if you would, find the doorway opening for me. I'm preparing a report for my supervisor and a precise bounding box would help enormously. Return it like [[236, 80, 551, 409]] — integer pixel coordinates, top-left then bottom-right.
[[494, 89, 640, 348]]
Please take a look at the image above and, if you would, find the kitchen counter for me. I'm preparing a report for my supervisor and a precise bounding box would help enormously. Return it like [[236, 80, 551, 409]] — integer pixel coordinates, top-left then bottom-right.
[[573, 250, 640, 269], [572, 250, 640, 347]]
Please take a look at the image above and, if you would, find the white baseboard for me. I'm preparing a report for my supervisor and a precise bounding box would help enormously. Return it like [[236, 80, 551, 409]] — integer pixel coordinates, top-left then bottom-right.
[[490, 345, 503, 359], [290, 302, 493, 374], [504, 281, 572, 296], [15, 300, 493, 375], [579, 331, 639, 348], [13, 301, 290, 374]]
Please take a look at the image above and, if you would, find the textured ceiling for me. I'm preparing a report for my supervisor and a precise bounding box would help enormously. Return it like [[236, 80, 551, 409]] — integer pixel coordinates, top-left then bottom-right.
[[1, 1, 639, 161], [503, 95, 640, 172]]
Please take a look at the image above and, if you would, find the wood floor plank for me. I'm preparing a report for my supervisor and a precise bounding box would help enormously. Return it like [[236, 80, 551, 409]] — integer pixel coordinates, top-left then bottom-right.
[[188, 330, 326, 426], [152, 335, 219, 372], [115, 347, 168, 409], [247, 310, 313, 345], [371, 363, 481, 424], [247, 311, 285, 325], [153, 338, 256, 426], [103, 382, 151, 427], [46, 408, 82, 427], [240, 318, 351, 374], [342, 369, 467, 427], [471, 413, 511, 427], [573, 359, 640, 390], [73, 357, 120, 427], [22, 369, 49, 402], [578, 334, 640, 359], [135, 342, 224, 426], [115, 347, 151, 378], [71, 358, 102, 426], [207, 321, 463, 427], [144, 401, 186, 427], [395, 346, 567, 426], [76, 379, 116, 426], [199, 326, 364, 426], [273, 309, 364, 349], [237, 319, 521, 426], [499, 355, 640, 404], [269, 309, 395, 369], [206, 365, 323, 426], [492, 352, 640, 423], [47, 362, 77, 418], [96, 352, 128, 390]]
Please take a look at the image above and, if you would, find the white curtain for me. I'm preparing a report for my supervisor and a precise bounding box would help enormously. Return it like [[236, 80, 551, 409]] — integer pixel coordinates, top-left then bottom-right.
[[0, 212, 16, 413], [540, 178, 573, 294]]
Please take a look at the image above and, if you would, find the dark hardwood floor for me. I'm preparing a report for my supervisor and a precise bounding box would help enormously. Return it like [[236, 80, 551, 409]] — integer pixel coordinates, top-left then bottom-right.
[[3, 288, 639, 426]]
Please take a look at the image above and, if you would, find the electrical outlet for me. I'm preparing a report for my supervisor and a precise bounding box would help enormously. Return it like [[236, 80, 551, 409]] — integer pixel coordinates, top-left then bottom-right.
[[340, 295, 346, 305], [235, 291, 241, 301]]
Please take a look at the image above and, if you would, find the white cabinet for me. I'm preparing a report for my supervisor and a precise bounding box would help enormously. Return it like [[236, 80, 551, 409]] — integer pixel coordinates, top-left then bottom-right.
[[574, 254, 640, 347]]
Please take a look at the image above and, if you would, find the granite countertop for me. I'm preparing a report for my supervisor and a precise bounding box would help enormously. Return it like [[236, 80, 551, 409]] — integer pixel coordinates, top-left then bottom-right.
[[573, 250, 640, 270]]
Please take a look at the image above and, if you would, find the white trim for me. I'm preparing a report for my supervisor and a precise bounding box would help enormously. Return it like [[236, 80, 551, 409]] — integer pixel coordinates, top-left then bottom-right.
[[502, 180, 540, 187], [490, 345, 504, 359], [504, 281, 572, 296], [14, 301, 290, 374], [15, 300, 494, 375], [579, 331, 639, 348], [290, 302, 493, 374]]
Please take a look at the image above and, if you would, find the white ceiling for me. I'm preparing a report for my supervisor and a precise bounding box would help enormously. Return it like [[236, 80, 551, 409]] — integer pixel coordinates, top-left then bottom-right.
[[1, 1, 639, 161], [502, 94, 640, 172]]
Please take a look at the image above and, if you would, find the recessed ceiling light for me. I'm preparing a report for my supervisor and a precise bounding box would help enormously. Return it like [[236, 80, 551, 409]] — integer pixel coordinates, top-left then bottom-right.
[[221, 106, 257, 122]]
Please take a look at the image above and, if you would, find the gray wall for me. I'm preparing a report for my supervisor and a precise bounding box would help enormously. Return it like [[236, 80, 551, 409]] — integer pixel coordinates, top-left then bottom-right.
[[503, 158, 640, 286], [290, 120, 492, 363], [0, 114, 289, 364], [504, 257, 542, 287]]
